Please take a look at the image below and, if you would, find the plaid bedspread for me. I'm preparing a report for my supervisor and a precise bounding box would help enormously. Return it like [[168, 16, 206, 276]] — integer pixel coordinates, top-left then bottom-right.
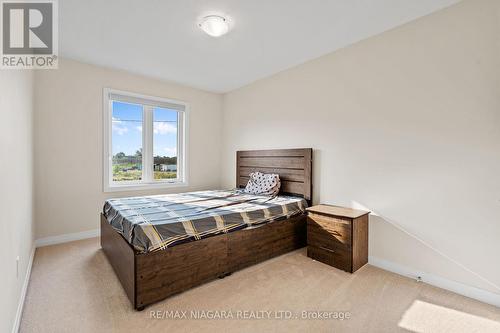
[[103, 189, 307, 253]]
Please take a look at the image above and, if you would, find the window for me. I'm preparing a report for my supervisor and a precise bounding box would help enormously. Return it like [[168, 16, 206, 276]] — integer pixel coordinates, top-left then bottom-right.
[[103, 89, 188, 191]]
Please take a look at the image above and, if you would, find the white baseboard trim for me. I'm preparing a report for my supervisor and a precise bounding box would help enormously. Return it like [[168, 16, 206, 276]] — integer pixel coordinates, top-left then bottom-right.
[[12, 246, 35, 333], [35, 229, 100, 248], [369, 256, 500, 308], [12, 228, 100, 333]]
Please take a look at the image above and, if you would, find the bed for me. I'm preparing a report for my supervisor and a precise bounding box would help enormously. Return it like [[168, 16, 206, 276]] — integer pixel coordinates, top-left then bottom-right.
[[100, 148, 313, 310]]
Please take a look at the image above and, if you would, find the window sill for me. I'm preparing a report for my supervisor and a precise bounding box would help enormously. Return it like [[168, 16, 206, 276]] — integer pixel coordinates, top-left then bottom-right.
[[104, 181, 189, 193]]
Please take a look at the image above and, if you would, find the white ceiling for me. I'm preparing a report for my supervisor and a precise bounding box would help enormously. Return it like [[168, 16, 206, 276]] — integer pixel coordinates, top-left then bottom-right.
[[60, 0, 460, 93]]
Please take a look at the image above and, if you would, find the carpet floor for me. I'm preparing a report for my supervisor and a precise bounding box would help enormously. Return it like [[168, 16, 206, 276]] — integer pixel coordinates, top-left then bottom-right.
[[20, 237, 500, 333]]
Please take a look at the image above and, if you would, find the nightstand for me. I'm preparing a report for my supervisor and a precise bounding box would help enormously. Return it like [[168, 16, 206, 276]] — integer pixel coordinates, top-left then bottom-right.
[[306, 204, 369, 273]]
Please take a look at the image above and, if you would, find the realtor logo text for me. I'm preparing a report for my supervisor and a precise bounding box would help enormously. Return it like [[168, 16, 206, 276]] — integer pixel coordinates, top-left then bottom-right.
[[1, 0, 58, 69]]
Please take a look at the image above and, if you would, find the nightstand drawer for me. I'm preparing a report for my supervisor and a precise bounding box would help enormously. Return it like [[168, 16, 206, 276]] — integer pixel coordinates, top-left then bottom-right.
[[308, 212, 352, 226], [307, 245, 352, 272], [307, 215, 352, 248], [306, 205, 369, 273]]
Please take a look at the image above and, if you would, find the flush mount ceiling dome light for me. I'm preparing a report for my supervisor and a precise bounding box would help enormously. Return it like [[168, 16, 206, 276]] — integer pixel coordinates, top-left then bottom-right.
[[199, 15, 229, 37]]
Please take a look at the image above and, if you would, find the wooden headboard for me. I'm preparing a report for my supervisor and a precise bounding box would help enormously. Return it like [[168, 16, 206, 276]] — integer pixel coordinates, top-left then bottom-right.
[[236, 148, 313, 202]]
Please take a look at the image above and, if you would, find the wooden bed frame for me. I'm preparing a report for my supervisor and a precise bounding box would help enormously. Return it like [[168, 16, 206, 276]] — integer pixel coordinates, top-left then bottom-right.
[[101, 148, 313, 310]]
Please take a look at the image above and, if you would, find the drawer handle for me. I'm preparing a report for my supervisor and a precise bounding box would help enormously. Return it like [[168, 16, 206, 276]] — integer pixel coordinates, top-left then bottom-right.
[[319, 246, 335, 253]]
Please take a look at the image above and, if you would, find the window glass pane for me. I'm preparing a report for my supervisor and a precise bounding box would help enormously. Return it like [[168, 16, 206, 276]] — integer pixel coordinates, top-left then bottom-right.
[[112, 101, 143, 181], [153, 107, 178, 180]]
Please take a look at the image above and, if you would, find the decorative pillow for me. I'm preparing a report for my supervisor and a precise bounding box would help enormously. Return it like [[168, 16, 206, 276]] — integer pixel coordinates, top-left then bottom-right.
[[244, 172, 281, 196]]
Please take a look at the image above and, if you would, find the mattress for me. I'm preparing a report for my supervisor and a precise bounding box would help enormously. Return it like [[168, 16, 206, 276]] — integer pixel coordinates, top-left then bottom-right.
[[103, 189, 307, 253]]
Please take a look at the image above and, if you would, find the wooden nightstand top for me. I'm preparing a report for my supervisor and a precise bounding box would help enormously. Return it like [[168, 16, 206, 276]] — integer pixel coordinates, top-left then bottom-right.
[[306, 204, 370, 219]]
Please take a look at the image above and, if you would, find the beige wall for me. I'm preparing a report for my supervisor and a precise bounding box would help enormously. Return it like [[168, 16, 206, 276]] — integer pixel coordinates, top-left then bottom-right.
[[34, 59, 223, 238], [221, 0, 500, 294], [0, 71, 35, 333]]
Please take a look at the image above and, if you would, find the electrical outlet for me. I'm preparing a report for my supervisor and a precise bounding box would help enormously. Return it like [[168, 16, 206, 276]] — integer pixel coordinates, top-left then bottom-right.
[[16, 256, 20, 278]]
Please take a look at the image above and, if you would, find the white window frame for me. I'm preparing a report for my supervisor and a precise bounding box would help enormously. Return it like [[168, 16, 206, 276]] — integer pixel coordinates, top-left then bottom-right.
[[103, 88, 189, 192]]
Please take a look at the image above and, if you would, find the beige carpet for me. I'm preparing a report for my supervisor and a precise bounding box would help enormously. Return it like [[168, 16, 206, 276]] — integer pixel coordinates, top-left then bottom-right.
[[20, 238, 500, 333]]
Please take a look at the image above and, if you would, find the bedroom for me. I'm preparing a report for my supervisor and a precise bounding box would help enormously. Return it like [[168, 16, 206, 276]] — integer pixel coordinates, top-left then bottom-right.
[[1, 0, 499, 332]]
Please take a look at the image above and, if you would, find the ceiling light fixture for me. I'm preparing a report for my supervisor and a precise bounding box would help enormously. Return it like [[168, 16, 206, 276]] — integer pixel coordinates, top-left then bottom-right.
[[198, 15, 229, 37]]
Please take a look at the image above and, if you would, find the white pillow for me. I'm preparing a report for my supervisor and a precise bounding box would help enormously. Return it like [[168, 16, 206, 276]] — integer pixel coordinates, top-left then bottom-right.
[[244, 172, 281, 196]]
